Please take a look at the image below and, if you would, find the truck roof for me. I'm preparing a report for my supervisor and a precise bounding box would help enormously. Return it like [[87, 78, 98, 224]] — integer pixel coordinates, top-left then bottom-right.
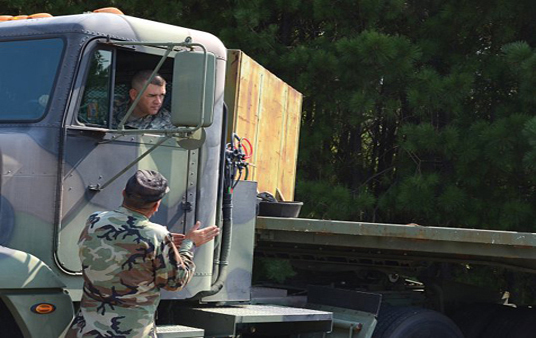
[[0, 12, 226, 59]]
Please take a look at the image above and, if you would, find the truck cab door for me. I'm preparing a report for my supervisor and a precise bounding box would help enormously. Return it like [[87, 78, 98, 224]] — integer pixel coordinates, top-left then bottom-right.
[[56, 46, 197, 273]]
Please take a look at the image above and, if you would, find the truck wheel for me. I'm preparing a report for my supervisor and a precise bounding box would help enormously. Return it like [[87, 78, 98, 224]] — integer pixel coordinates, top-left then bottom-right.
[[511, 307, 536, 337], [372, 306, 463, 338], [479, 305, 536, 338], [450, 303, 503, 338], [0, 300, 23, 338]]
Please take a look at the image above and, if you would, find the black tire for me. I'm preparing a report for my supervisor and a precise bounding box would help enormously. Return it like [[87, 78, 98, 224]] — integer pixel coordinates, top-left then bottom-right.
[[0, 300, 23, 338], [450, 303, 504, 338], [479, 305, 536, 338], [372, 306, 463, 338], [511, 307, 536, 337]]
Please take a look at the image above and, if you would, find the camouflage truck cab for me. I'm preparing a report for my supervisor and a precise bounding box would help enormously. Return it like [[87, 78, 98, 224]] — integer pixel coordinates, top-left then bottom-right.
[[0, 11, 332, 338], [0, 12, 228, 337]]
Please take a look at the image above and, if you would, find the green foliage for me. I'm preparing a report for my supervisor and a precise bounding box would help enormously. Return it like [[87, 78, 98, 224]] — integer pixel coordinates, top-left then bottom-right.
[[297, 180, 375, 220], [252, 258, 296, 284], [7, 0, 536, 231]]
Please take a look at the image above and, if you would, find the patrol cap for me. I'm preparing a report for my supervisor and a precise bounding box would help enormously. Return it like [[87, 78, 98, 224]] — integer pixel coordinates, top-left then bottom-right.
[[125, 170, 170, 202]]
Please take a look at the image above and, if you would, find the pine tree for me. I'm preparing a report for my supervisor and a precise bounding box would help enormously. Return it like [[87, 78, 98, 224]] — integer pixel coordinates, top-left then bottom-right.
[[7, 0, 536, 230]]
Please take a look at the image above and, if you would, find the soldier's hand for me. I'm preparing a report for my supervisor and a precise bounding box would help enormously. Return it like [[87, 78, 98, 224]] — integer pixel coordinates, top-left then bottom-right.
[[185, 221, 220, 247], [170, 233, 185, 246]]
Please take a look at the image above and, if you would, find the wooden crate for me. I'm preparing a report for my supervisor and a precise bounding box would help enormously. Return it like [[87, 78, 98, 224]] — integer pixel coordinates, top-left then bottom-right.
[[224, 50, 302, 201]]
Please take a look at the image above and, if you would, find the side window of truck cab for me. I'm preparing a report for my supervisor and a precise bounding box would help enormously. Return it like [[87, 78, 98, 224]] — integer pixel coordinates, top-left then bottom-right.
[[78, 49, 112, 127], [76, 46, 175, 130]]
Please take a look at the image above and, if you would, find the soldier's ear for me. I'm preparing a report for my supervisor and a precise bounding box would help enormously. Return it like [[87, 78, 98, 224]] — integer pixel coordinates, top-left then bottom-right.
[[153, 200, 161, 213], [129, 88, 138, 101]]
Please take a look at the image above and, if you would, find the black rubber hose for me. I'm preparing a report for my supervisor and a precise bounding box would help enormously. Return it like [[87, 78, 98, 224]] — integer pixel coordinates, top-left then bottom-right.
[[210, 103, 229, 281], [191, 189, 232, 300]]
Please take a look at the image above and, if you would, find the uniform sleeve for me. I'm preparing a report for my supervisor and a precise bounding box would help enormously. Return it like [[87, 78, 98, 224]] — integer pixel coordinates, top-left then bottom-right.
[[154, 233, 196, 291]]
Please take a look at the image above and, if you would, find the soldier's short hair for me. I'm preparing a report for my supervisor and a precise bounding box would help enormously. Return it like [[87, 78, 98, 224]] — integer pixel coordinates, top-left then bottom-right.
[[124, 195, 158, 210], [131, 70, 166, 91]]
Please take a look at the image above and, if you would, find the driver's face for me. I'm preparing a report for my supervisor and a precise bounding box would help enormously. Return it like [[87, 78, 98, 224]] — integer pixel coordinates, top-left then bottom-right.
[[129, 84, 166, 118]]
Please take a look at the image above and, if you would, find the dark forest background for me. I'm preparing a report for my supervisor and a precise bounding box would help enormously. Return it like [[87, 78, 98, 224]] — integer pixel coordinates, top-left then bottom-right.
[[5, 0, 536, 302], [5, 1, 536, 230]]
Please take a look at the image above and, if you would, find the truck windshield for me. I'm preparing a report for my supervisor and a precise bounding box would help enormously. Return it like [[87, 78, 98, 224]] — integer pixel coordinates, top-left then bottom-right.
[[0, 38, 64, 121]]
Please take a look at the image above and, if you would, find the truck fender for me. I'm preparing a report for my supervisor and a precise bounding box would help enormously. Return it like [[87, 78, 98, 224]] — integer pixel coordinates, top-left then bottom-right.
[[0, 246, 74, 338]]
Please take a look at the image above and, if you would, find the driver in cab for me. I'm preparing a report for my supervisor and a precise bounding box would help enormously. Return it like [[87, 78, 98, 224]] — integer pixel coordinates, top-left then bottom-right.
[[114, 70, 176, 130]]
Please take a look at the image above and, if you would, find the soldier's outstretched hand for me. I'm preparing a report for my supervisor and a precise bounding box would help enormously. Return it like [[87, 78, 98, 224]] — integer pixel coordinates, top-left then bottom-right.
[[185, 221, 220, 247]]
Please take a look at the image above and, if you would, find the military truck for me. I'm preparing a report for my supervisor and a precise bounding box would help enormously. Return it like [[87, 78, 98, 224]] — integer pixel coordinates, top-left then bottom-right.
[[1, 7, 536, 338], [0, 8, 332, 338]]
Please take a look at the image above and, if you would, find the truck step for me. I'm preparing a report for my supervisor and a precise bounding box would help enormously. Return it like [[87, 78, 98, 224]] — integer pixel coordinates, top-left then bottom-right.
[[156, 324, 204, 338], [176, 304, 332, 337]]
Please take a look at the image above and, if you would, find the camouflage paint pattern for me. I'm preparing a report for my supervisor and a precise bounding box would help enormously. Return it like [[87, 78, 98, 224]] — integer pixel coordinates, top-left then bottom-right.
[[66, 207, 195, 337]]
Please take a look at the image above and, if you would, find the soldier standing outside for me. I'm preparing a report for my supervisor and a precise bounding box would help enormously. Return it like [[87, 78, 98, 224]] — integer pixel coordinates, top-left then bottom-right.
[[114, 70, 176, 129], [67, 170, 219, 337]]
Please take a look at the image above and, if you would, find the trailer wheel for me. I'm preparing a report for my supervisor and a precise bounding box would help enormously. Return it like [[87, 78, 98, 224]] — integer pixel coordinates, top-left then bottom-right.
[[511, 307, 536, 337], [372, 306, 463, 338], [450, 303, 503, 338], [479, 305, 536, 338]]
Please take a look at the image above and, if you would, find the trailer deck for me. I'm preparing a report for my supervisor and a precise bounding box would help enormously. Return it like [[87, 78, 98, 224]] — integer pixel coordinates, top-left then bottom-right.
[[255, 217, 536, 273]]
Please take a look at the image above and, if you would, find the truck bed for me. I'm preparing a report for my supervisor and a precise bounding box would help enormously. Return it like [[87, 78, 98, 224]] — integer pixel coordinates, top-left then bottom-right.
[[255, 217, 536, 273]]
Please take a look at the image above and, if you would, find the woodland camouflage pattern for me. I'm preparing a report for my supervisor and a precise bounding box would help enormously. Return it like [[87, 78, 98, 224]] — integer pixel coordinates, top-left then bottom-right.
[[66, 207, 195, 338]]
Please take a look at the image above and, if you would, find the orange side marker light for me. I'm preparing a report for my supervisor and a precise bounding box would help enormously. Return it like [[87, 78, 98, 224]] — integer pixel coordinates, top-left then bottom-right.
[[31, 303, 56, 314]]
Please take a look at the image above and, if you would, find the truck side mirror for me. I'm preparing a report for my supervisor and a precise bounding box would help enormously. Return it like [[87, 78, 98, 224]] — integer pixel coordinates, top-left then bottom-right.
[[171, 51, 216, 128]]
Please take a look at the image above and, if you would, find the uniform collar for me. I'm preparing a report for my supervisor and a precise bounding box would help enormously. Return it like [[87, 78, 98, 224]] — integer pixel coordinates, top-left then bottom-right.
[[116, 206, 149, 220]]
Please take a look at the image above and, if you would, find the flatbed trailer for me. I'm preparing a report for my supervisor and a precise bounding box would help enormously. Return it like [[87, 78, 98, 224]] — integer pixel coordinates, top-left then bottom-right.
[[256, 217, 536, 273], [254, 216, 536, 337]]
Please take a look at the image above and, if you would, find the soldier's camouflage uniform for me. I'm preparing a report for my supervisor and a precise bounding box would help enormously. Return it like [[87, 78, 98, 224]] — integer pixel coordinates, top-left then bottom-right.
[[114, 96, 176, 130], [66, 206, 195, 338]]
